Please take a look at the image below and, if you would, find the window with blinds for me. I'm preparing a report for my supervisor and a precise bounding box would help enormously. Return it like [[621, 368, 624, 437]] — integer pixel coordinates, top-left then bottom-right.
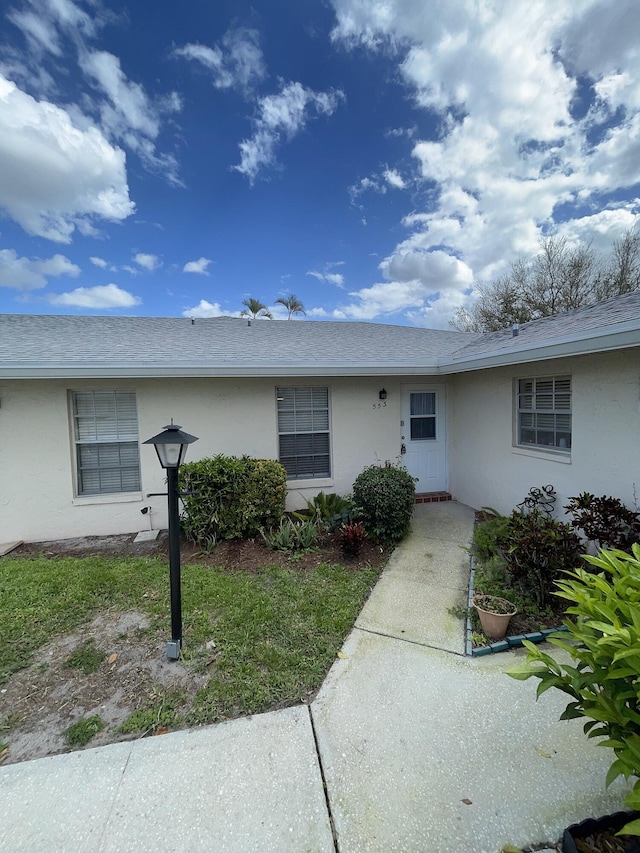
[[517, 376, 571, 451], [277, 387, 330, 479], [72, 391, 141, 495]]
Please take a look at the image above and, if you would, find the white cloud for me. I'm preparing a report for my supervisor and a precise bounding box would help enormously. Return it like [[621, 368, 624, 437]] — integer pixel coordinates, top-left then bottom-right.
[[80, 50, 182, 185], [90, 256, 108, 268], [183, 257, 212, 274], [49, 283, 141, 308], [234, 81, 344, 183], [0, 74, 134, 242], [383, 168, 406, 189], [174, 28, 266, 94], [0, 249, 80, 290], [307, 269, 345, 288], [334, 250, 473, 325], [182, 299, 225, 318], [330, 0, 640, 324], [133, 252, 160, 271]]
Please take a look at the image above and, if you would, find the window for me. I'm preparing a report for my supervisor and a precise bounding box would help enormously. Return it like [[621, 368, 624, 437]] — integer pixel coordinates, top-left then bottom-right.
[[277, 387, 330, 479], [517, 376, 571, 450], [410, 392, 436, 440], [72, 391, 141, 495]]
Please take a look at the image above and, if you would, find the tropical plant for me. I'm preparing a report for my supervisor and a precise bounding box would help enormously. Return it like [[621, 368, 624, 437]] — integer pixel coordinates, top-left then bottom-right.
[[565, 492, 640, 551], [508, 546, 640, 836], [495, 509, 582, 608], [352, 463, 416, 544], [275, 293, 306, 320], [305, 491, 356, 531], [339, 521, 367, 558], [261, 517, 319, 552], [240, 297, 273, 319]]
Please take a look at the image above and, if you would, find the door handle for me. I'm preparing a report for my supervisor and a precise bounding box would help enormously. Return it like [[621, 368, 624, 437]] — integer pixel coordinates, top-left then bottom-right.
[[401, 443, 406, 455]]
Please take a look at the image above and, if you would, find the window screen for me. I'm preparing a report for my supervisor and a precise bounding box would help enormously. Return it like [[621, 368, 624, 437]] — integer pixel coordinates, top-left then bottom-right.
[[72, 391, 141, 495], [517, 376, 571, 450], [277, 387, 330, 479]]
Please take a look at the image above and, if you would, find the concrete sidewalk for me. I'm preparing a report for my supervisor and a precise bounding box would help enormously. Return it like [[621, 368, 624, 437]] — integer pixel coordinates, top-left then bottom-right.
[[0, 503, 631, 852]]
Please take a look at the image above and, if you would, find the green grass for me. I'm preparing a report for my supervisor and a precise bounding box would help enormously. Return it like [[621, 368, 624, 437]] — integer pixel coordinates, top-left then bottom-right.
[[64, 715, 105, 747], [65, 638, 106, 674], [0, 554, 382, 726]]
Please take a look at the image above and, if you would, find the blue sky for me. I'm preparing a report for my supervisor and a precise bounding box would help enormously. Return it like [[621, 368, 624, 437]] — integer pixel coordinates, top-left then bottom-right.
[[0, 0, 639, 328]]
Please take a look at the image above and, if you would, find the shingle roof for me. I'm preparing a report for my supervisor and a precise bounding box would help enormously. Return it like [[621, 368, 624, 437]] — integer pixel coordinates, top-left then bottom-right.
[[2, 290, 639, 379], [0, 314, 475, 377], [450, 290, 640, 365]]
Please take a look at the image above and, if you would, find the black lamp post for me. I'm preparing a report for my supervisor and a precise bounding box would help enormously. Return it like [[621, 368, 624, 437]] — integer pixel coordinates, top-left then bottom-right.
[[143, 422, 198, 659]]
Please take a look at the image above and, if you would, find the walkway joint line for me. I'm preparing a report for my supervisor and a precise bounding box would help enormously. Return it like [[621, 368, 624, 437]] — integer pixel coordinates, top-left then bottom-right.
[[354, 626, 467, 657], [307, 705, 340, 853], [97, 745, 134, 851]]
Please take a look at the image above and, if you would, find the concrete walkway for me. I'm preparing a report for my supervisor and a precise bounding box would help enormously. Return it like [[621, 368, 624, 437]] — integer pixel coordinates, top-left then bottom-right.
[[0, 503, 631, 852]]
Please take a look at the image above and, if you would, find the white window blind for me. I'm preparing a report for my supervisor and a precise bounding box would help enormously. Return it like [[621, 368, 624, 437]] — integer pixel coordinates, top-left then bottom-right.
[[517, 376, 571, 450], [277, 387, 330, 479], [72, 391, 141, 495]]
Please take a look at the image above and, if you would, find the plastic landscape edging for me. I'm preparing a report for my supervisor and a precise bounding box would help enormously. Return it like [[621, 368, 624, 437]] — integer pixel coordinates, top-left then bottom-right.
[[465, 557, 568, 657]]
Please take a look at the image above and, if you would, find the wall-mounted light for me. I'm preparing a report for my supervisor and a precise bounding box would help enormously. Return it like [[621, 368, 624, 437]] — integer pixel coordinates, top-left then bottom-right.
[[379, 388, 387, 401]]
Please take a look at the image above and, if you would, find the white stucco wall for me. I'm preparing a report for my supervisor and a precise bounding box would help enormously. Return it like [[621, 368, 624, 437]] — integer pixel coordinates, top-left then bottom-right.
[[0, 376, 402, 542], [448, 348, 640, 517]]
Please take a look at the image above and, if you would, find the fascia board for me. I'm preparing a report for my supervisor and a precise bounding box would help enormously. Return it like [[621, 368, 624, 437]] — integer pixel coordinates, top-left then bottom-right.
[[0, 362, 446, 379]]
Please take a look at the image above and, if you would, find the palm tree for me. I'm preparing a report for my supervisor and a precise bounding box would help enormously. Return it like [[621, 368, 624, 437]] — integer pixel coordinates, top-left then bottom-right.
[[240, 297, 273, 319], [275, 293, 306, 320]]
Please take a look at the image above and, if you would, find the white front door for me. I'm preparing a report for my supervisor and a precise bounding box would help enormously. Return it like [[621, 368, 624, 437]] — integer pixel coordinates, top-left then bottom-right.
[[401, 387, 447, 492]]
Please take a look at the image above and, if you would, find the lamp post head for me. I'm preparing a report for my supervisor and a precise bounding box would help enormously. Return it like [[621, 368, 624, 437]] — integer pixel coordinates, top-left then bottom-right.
[[143, 422, 199, 469]]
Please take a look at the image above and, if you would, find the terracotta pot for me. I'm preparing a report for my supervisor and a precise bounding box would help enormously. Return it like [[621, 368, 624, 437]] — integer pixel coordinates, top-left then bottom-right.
[[472, 594, 517, 640]]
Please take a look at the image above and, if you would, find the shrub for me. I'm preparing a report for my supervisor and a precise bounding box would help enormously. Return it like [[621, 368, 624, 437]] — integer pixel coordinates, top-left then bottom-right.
[[339, 521, 368, 559], [352, 463, 416, 544], [261, 517, 319, 552], [496, 509, 582, 608], [179, 455, 287, 549], [565, 492, 640, 551], [508, 546, 640, 836], [305, 491, 358, 532], [470, 508, 510, 562]]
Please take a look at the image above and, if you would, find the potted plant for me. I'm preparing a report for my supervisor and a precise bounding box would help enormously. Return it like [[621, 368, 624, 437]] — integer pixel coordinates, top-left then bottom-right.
[[472, 593, 517, 640], [508, 545, 640, 840]]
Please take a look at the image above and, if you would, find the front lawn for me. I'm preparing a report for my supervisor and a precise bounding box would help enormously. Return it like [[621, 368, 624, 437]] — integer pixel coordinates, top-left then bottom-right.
[[0, 544, 384, 762]]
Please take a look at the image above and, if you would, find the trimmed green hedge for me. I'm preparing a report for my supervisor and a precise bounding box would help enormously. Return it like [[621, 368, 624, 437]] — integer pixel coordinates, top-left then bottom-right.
[[353, 463, 416, 543], [179, 455, 287, 548]]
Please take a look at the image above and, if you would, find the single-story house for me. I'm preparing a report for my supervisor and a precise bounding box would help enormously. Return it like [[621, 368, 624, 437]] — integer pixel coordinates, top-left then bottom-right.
[[1, 291, 639, 542]]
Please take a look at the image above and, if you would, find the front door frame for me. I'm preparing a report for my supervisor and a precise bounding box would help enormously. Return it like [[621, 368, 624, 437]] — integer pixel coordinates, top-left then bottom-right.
[[400, 384, 448, 493]]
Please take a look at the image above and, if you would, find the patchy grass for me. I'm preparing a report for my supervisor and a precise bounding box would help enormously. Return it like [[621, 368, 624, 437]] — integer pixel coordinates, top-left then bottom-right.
[[0, 553, 382, 731], [65, 638, 106, 675], [64, 715, 105, 747]]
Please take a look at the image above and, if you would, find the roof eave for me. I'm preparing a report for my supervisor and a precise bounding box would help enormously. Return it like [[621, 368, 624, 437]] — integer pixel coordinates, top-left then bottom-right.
[[0, 362, 446, 380], [441, 326, 640, 373]]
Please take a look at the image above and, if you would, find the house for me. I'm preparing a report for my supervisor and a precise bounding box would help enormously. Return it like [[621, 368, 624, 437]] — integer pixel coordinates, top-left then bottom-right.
[[1, 292, 639, 542]]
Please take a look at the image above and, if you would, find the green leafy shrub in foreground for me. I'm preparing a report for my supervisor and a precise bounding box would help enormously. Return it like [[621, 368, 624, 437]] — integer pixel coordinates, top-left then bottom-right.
[[352, 464, 415, 543], [508, 546, 640, 836], [179, 455, 287, 549]]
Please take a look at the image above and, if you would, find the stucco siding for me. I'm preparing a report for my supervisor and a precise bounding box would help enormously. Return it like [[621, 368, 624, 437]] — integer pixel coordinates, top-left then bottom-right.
[[449, 348, 640, 516], [1, 376, 401, 542]]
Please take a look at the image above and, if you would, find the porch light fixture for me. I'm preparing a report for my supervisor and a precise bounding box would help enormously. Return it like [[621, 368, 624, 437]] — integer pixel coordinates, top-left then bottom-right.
[[379, 388, 387, 401], [143, 422, 198, 660]]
